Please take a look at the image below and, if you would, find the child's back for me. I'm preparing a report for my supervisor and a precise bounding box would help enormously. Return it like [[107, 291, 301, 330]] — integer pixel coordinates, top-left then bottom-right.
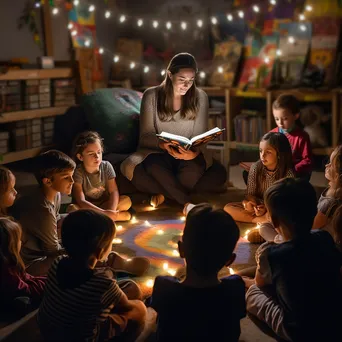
[[152, 274, 245, 341], [151, 204, 245, 342]]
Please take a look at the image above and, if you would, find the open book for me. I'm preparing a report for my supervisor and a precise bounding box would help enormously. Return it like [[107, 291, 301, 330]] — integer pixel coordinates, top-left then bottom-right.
[[156, 127, 225, 150]]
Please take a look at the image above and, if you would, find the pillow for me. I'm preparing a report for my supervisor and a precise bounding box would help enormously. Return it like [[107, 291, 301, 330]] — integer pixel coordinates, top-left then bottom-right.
[[81, 88, 142, 153]]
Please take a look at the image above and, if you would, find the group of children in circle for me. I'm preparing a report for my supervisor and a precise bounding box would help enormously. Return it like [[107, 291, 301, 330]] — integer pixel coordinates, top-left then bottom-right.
[[0, 93, 342, 341]]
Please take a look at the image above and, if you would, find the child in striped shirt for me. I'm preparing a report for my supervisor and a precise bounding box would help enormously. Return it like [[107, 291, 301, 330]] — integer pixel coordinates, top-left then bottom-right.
[[38, 210, 146, 342]]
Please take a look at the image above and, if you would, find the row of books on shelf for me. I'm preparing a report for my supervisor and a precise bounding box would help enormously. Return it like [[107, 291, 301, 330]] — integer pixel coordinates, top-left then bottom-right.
[[0, 78, 76, 113], [208, 108, 227, 141], [0, 116, 56, 154], [234, 110, 266, 144]]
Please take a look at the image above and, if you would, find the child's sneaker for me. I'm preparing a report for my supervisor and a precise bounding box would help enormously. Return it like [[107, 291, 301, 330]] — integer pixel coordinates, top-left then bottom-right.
[[150, 194, 165, 208]]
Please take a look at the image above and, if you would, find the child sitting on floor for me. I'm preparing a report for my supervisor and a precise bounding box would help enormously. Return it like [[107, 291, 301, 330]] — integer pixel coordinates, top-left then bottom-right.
[[224, 132, 294, 223], [150, 203, 246, 342], [71, 131, 132, 221], [0, 166, 17, 216], [0, 218, 46, 321], [260, 145, 342, 242], [38, 210, 146, 342], [246, 178, 342, 342]]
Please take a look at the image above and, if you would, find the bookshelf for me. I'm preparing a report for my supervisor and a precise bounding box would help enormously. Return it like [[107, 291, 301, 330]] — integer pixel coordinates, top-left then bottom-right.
[[0, 68, 75, 164]]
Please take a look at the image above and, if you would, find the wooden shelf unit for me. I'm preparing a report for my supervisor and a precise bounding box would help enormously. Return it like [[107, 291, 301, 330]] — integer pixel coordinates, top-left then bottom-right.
[[0, 68, 74, 164]]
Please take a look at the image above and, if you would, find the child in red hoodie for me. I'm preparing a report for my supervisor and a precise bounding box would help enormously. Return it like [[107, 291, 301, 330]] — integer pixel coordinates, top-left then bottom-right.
[[270, 94, 313, 180]]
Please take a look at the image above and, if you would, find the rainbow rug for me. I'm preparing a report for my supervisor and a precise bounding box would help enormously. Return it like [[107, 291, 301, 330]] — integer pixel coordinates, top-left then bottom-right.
[[112, 217, 257, 295]]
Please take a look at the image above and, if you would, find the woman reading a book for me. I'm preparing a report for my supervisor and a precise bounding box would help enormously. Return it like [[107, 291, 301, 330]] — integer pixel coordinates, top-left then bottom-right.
[[121, 52, 222, 209]]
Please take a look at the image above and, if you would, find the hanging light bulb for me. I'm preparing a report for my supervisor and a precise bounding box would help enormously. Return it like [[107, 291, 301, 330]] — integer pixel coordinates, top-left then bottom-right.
[[211, 17, 218, 25], [105, 11, 111, 19], [52, 8, 59, 15], [152, 20, 159, 28], [300, 24, 307, 31], [299, 14, 306, 21], [88, 5, 95, 12], [144, 66, 149, 73], [35, 2, 40, 8], [199, 71, 206, 78], [166, 21, 172, 30], [305, 5, 313, 12], [113, 55, 120, 63], [161, 69, 166, 76], [99, 48, 104, 54], [270, 0, 276, 5], [276, 49, 282, 56], [67, 23, 73, 30], [197, 19, 203, 28], [73, 0, 79, 6], [181, 22, 187, 30], [119, 15, 126, 23], [264, 57, 270, 64], [227, 14, 233, 21], [253, 5, 260, 13], [238, 11, 244, 18], [84, 40, 90, 47], [137, 19, 143, 27], [71, 30, 77, 36], [130, 62, 136, 69], [218, 66, 224, 73]]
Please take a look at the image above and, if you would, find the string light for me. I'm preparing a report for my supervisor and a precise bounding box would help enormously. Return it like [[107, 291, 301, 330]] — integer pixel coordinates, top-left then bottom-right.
[[238, 11, 244, 18], [211, 17, 218, 25], [144, 66, 149, 73], [276, 49, 282, 56], [152, 20, 159, 28], [52, 8, 59, 15], [181, 21, 187, 30], [112, 238, 122, 244], [119, 15, 126, 23], [113, 55, 119, 62], [99, 47, 104, 54], [137, 19, 143, 27], [180, 216, 186, 221], [197, 19, 203, 28], [145, 279, 154, 288], [227, 14, 233, 21], [116, 225, 123, 231], [73, 0, 79, 6], [299, 14, 306, 21], [161, 69, 166, 76], [67, 23, 73, 30], [288, 36, 295, 44], [270, 0, 276, 5], [166, 21, 172, 29], [35, 2, 40, 8], [172, 249, 180, 257], [218, 66, 224, 73], [305, 4, 313, 11], [264, 57, 270, 64], [300, 24, 306, 31], [130, 62, 136, 69], [84, 40, 90, 47], [199, 71, 206, 78], [71, 30, 77, 36], [253, 5, 260, 13], [105, 11, 111, 19], [88, 4, 95, 12]]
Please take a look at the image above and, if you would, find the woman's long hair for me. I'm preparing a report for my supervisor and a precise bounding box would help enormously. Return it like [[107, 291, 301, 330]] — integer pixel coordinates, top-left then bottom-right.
[[157, 52, 199, 121], [329, 145, 342, 200], [0, 167, 14, 216], [256, 132, 293, 196], [0, 217, 25, 277]]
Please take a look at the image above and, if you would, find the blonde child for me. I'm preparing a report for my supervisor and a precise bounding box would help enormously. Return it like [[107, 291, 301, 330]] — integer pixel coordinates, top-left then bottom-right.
[[0, 218, 46, 320], [312, 145, 342, 233], [0, 166, 17, 216], [38, 210, 146, 342], [71, 131, 132, 222], [224, 132, 294, 223]]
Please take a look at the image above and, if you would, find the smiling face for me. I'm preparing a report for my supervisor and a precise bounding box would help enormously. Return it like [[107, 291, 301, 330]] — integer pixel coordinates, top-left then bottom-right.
[[48, 169, 74, 195], [259, 140, 278, 171], [273, 109, 299, 132], [77, 141, 103, 172], [0, 173, 17, 209], [168, 68, 195, 97]]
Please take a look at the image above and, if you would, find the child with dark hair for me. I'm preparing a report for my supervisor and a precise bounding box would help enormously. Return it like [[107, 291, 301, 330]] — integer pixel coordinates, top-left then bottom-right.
[[0, 217, 46, 321], [71, 131, 132, 222], [246, 178, 342, 342], [271, 94, 313, 180], [225, 132, 294, 223], [150, 203, 246, 342], [38, 210, 146, 342], [12, 150, 75, 276]]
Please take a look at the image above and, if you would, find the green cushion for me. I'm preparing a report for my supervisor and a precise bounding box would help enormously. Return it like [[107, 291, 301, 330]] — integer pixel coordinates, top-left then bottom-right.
[[81, 88, 142, 153]]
